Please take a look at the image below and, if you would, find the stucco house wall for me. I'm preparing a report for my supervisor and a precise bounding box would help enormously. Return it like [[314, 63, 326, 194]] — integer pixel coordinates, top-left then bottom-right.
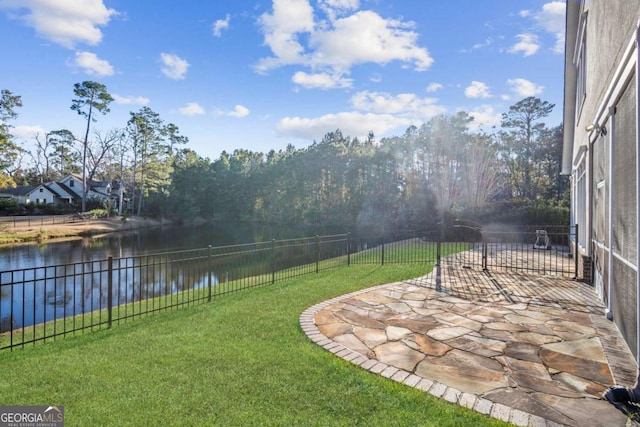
[[564, 0, 640, 359]]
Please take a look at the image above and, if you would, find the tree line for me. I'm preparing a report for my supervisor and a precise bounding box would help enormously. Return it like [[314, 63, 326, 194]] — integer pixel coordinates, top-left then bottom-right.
[[0, 82, 566, 233]]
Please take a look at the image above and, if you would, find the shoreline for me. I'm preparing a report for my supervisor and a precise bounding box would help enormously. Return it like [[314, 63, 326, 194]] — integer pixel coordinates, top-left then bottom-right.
[[0, 216, 172, 246]]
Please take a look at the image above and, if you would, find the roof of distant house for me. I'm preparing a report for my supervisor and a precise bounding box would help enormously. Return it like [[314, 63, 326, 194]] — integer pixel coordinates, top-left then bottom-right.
[[0, 185, 40, 196]]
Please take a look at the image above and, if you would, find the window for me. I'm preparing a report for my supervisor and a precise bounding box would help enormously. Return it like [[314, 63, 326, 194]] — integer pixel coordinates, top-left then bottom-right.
[[39, 188, 43, 192], [69, 180, 74, 187], [574, 12, 587, 119], [595, 181, 605, 245], [575, 159, 587, 249]]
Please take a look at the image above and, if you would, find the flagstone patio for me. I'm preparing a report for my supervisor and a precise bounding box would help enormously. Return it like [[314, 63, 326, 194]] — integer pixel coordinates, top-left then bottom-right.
[[300, 265, 639, 426]]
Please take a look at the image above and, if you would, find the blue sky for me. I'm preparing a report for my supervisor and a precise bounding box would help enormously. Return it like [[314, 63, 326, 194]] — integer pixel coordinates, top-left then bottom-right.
[[0, 0, 566, 161]]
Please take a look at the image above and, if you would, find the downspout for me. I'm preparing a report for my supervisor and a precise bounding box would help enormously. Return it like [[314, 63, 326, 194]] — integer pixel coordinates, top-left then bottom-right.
[[562, 1, 580, 274], [636, 19, 640, 363], [562, 2, 580, 176], [607, 109, 615, 321], [587, 129, 593, 270]]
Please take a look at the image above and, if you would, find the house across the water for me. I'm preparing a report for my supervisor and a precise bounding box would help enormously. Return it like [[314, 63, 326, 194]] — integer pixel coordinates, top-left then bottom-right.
[[0, 174, 114, 208]]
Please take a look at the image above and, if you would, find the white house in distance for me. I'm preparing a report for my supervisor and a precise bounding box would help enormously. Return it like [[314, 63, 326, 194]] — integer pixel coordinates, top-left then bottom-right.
[[563, 1, 640, 359], [0, 174, 112, 207]]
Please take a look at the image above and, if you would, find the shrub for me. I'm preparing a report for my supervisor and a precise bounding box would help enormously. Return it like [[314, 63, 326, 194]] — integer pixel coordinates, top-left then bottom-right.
[[37, 203, 58, 215], [455, 200, 570, 227], [86, 197, 106, 212], [86, 208, 110, 219], [0, 198, 18, 215]]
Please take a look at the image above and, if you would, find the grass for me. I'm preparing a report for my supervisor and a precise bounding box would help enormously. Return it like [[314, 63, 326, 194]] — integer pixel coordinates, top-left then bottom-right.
[[0, 261, 509, 427]]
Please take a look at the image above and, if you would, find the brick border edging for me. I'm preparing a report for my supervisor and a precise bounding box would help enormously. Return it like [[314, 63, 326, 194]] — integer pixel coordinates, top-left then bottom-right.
[[298, 282, 550, 427]]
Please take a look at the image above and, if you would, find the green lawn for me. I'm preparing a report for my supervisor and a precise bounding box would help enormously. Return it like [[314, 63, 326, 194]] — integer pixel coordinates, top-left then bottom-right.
[[0, 262, 508, 426]]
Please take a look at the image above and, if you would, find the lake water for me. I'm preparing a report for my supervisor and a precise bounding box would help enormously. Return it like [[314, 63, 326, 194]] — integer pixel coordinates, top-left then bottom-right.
[[0, 222, 347, 333], [0, 222, 343, 272]]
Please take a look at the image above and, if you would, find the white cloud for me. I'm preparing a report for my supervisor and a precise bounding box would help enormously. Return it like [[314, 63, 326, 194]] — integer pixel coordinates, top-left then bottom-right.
[[318, 0, 359, 21], [292, 71, 352, 89], [519, 10, 531, 18], [256, 2, 433, 82], [71, 51, 114, 76], [309, 11, 433, 72], [466, 105, 502, 131], [276, 89, 446, 141], [160, 53, 189, 80], [535, 1, 565, 53], [321, 0, 359, 8], [11, 124, 46, 140], [212, 14, 230, 37], [228, 105, 250, 118], [508, 33, 540, 57], [507, 78, 544, 97], [426, 83, 443, 93], [471, 38, 493, 50], [350, 91, 445, 118], [112, 94, 149, 105], [215, 105, 250, 118], [179, 102, 205, 116], [464, 81, 491, 99], [276, 111, 412, 141], [0, 0, 117, 48], [459, 37, 493, 54], [256, 0, 315, 72]]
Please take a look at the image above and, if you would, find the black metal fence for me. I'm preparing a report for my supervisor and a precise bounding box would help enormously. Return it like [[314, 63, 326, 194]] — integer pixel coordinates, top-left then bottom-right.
[[438, 224, 577, 277], [0, 214, 86, 229], [347, 224, 576, 278], [0, 234, 350, 350], [0, 224, 577, 350]]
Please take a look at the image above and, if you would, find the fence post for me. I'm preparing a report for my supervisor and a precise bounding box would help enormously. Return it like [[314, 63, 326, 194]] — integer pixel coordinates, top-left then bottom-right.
[[380, 237, 385, 266], [574, 224, 579, 279], [315, 235, 320, 273], [482, 241, 488, 272], [107, 256, 113, 328], [208, 245, 213, 302], [347, 232, 351, 266], [271, 239, 276, 284], [436, 224, 442, 292]]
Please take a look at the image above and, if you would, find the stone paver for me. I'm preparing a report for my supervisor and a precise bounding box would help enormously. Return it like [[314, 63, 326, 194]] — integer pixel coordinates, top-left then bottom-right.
[[301, 261, 637, 426]]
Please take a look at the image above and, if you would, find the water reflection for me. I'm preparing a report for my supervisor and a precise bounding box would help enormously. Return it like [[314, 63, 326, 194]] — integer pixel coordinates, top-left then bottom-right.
[[0, 222, 344, 332], [0, 251, 218, 331], [0, 222, 339, 270]]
